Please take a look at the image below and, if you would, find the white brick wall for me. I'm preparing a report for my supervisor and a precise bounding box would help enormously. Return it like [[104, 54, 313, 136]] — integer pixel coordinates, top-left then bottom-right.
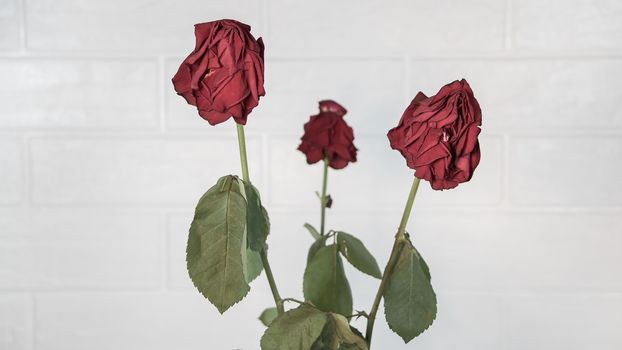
[[0, 138, 22, 204], [1, 0, 621, 349], [0, 0, 20, 51], [0, 59, 159, 129], [0, 294, 33, 350]]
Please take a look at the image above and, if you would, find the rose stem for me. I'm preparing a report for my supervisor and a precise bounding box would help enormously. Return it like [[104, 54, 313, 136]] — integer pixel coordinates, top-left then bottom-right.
[[365, 176, 421, 347], [319, 155, 329, 235], [236, 123, 251, 182], [236, 123, 284, 315]]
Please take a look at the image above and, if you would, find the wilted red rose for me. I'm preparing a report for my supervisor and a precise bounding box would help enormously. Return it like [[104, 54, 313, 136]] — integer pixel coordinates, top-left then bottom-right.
[[387, 79, 482, 190], [297, 100, 357, 169], [172, 19, 265, 126]]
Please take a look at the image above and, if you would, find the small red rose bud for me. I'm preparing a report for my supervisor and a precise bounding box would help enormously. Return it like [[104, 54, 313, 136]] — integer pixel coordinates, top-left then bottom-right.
[[297, 100, 358, 170]]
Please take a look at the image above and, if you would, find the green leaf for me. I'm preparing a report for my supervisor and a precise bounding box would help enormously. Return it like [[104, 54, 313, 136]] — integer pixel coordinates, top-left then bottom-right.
[[186, 175, 249, 314], [307, 236, 327, 263], [304, 244, 353, 317], [243, 246, 263, 283], [261, 306, 327, 350], [259, 307, 279, 327], [419, 252, 431, 281], [239, 194, 263, 284], [383, 243, 437, 343], [336, 232, 382, 279], [304, 223, 321, 240], [244, 181, 270, 251]]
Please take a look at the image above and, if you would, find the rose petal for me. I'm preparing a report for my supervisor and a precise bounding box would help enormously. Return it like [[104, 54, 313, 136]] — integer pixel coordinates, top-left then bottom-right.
[[387, 79, 482, 190], [172, 19, 265, 126], [297, 101, 357, 169]]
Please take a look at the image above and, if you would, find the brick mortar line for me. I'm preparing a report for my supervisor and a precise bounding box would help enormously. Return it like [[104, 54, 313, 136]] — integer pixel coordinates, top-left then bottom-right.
[[504, 0, 513, 51], [4, 208, 622, 219], [2, 52, 622, 60], [264, 205, 622, 213], [260, 133, 271, 203], [0, 53, 161, 61], [7, 130, 619, 140], [158, 56, 167, 133], [11, 290, 622, 297], [500, 134, 511, 206], [18, 0, 27, 54], [402, 55, 411, 106], [163, 212, 174, 292], [262, 0, 270, 43], [31, 292, 36, 350], [272, 53, 622, 60], [20, 132, 263, 140], [5, 128, 622, 137], [23, 288, 178, 295], [12, 203, 622, 213], [500, 295, 509, 350], [158, 212, 168, 292], [24, 133, 33, 209], [215, 130, 622, 137]]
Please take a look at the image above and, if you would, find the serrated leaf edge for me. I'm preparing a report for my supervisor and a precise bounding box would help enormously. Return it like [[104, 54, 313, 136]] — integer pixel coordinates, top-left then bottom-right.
[[383, 243, 437, 343], [186, 175, 251, 314]]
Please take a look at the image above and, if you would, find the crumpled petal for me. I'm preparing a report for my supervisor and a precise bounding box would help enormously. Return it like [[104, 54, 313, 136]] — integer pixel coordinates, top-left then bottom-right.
[[387, 79, 482, 190], [172, 19, 265, 126]]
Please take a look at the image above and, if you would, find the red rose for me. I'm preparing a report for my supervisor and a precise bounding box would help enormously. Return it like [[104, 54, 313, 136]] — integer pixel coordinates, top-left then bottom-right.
[[387, 79, 482, 190], [297, 100, 358, 169], [172, 19, 265, 126]]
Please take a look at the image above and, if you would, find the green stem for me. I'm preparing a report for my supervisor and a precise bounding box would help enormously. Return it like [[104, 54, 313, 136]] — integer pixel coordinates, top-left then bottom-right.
[[397, 176, 421, 237], [236, 123, 250, 183], [235, 122, 284, 315], [365, 177, 421, 347], [320, 156, 329, 235], [261, 250, 285, 314]]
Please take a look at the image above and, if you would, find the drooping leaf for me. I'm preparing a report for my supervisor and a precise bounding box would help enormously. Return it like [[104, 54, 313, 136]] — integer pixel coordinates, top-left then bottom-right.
[[311, 315, 338, 350], [243, 246, 263, 283], [186, 175, 249, 313], [311, 313, 368, 350], [244, 181, 270, 251], [304, 223, 321, 240], [347, 326, 365, 341], [383, 242, 437, 343], [304, 244, 353, 317], [336, 232, 382, 279], [331, 314, 368, 349], [259, 307, 279, 327], [307, 235, 327, 263], [240, 201, 263, 285], [261, 305, 327, 350]]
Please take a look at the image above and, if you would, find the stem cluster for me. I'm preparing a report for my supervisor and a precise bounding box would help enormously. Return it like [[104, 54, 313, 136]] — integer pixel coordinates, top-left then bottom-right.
[[237, 122, 421, 347]]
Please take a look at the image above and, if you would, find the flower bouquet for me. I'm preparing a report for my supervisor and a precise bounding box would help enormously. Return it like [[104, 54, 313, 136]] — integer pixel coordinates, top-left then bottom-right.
[[172, 19, 482, 349]]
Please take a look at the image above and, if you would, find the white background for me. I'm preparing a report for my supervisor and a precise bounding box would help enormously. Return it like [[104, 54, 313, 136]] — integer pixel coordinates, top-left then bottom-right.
[[1, 0, 622, 349]]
